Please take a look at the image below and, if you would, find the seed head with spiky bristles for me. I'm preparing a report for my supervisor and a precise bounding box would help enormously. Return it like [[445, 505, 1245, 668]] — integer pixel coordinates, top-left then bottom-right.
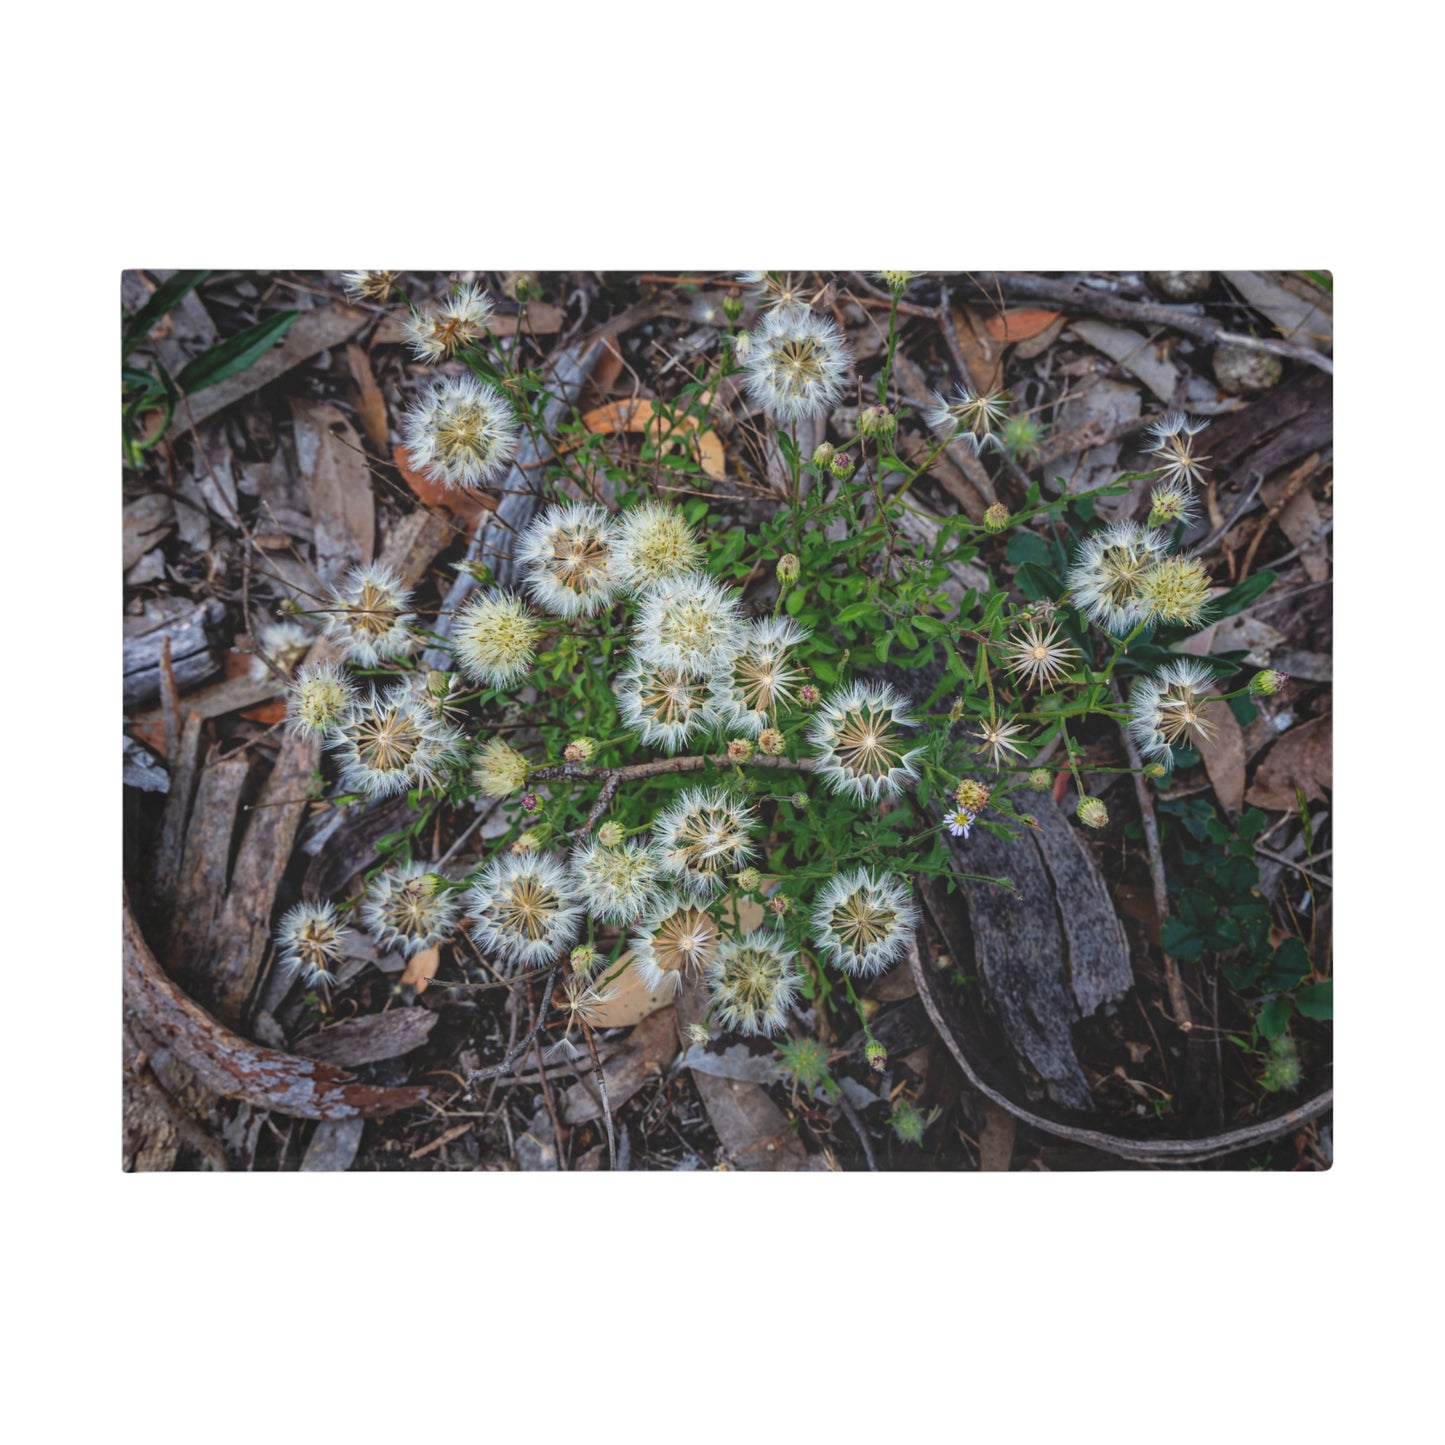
[[341, 270, 399, 303], [615, 659, 718, 754], [288, 661, 355, 737], [633, 573, 746, 677], [1147, 481, 1200, 529], [515, 502, 618, 618], [467, 852, 584, 971], [630, 894, 722, 997], [653, 787, 757, 900], [1002, 620, 1079, 691], [1127, 658, 1221, 767], [925, 385, 1011, 452], [251, 621, 313, 680], [611, 502, 704, 593], [1065, 519, 1171, 636], [710, 616, 809, 736], [707, 930, 802, 1038], [742, 304, 852, 423], [875, 270, 920, 295], [402, 284, 494, 362], [807, 681, 923, 803], [738, 270, 814, 311], [1137, 554, 1213, 629], [549, 972, 620, 1060], [452, 588, 540, 688], [275, 900, 350, 986], [328, 683, 463, 798], [472, 737, 530, 798], [570, 836, 663, 924], [970, 716, 1030, 771], [1144, 412, 1211, 490], [361, 861, 458, 958], [402, 375, 519, 490], [811, 868, 916, 978], [326, 561, 417, 667]]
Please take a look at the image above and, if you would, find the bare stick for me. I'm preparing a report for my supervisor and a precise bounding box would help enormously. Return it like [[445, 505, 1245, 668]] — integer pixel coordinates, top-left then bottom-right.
[[584, 1024, 617, 1171]]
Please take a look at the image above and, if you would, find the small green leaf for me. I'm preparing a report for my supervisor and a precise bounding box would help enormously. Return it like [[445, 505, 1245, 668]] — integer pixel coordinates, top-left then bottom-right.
[[1295, 980, 1333, 1020], [1211, 570, 1277, 619], [122, 270, 211, 361], [176, 309, 299, 394], [1005, 531, 1051, 566], [1257, 997, 1293, 1040]]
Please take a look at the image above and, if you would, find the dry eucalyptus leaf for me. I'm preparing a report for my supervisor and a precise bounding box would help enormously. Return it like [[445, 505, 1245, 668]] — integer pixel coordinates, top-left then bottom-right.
[[400, 945, 440, 995], [585, 952, 675, 1028]]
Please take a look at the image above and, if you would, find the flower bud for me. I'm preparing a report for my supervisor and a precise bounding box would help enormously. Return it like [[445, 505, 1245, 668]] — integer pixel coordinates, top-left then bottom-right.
[[735, 867, 761, 892], [758, 728, 785, 756], [790, 791, 808, 809], [520, 792, 540, 813], [812, 442, 835, 469], [830, 452, 855, 479], [512, 829, 542, 853], [570, 944, 599, 974], [865, 1039, 888, 1073], [1144, 762, 1168, 779], [597, 821, 624, 847], [1027, 768, 1051, 791], [954, 779, 991, 814], [1076, 797, 1109, 829], [798, 684, 821, 707], [426, 669, 454, 699], [858, 404, 897, 439], [727, 738, 755, 763], [776, 553, 800, 586], [768, 895, 791, 917], [948, 697, 965, 722], [563, 736, 596, 763], [722, 294, 744, 322], [983, 502, 1010, 533], [1249, 669, 1288, 696]]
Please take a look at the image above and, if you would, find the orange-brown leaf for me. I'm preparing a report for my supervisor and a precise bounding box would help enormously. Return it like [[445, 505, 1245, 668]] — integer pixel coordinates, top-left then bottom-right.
[[983, 308, 1063, 343]]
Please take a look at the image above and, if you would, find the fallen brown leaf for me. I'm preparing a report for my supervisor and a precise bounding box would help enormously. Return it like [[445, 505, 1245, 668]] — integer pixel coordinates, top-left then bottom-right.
[[392, 444, 493, 522], [400, 945, 441, 996], [982, 308, 1062, 343], [346, 342, 391, 453], [1245, 715, 1332, 812], [586, 952, 675, 1028], [579, 397, 726, 481], [1197, 695, 1248, 816], [292, 400, 375, 584]]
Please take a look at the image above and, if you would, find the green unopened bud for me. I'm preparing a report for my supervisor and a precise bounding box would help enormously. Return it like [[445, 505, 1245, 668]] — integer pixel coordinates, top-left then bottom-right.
[[776, 553, 800, 586], [948, 697, 965, 722], [865, 1039, 888, 1073], [597, 821, 624, 847], [570, 944, 599, 974], [727, 738, 755, 763], [954, 779, 991, 814], [858, 404, 897, 439], [1144, 762, 1168, 779], [768, 895, 791, 917], [458, 559, 495, 586], [513, 829, 543, 853], [418, 872, 445, 897], [563, 736, 596, 763], [1260, 1034, 1302, 1092], [1076, 797, 1109, 829], [1249, 669, 1288, 696], [984, 502, 1010, 533], [830, 452, 855, 480], [426, 669, 453, 698], [1027, 768, 1052, 791], [790, 791, 808, 809], [735, 867, 761, 892], [890, 1099, 927, 1144], [722, 294, 744, 322], [758, 728, 785, 756], [812, 442, 835, 469]]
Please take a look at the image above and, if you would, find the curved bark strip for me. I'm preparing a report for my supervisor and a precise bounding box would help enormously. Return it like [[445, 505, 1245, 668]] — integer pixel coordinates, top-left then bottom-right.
[[124, 899, 429, 1121], [908, 936, 1331, 1166]]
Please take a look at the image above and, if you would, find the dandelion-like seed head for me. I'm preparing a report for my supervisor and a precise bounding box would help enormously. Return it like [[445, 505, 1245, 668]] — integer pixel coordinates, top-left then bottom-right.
[[811, 868, 916, 978], [361, 861, 458, 958], [615, 659, 717, 754], [742, 304, 851, 424], [1138, 554, 1213, 629], [288, 661, 355, 737], [550, 972, 620, 1060], [1076, 796, 1110, 829], [926, 385, 1011, 451], [634, 573, 746, 677], [632, 893, 721, 997], [807, 681, 923, 802], [452, 588, 540, 688], [467, 852, 584, 971], [275, 900, 350, 986], [1147, 481, 1200, 529], [611, 503, 703, 593], [402, 375, 519, 491], [954, 779, 991, 813], [329, 683, 462, 797], [758, 728, 785, 756], [341, 271, 398, 303], [739, 270, 814, 310], [707, 930, 802, 1038], [473, 737, 530, 798], [1144, 412, 1211, 490], [251, 621, 313, 680], [516, 502, 618, 618], [1127, 658, 1222, 767], [970, 716, 1030, 770], [653, 787, 757, 900], [326, 561, 416, 668], [711, 616, 809, 736], [1002, 620, 1080, 691], [1065, 519, 1171, 636], [402, 283, 494, 362], [571, 836, 663, 924]]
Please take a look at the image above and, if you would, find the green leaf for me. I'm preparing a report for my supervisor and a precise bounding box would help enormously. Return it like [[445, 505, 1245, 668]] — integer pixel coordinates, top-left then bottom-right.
[[1295, 980, 1333, 1020], [122, 270, 211, 361], [1268, 936, 1312, 990], [1211, 570, 1277, 619], [176, 310, 299, 394], [835, 601, 877, 624], [1005, 531, 1051, 566], [1257, 997, 1293, 1040], [1014, 562, 1064, 602]]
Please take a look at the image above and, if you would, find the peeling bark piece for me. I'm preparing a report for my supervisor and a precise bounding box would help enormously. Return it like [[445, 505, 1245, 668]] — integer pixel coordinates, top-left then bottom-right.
[[123, 493, 176, 570], [293, 1009, 437, 1068], [123, 734, 170, 793], [1069, 319, 1183, 407], [1221, 272, 1332, 352], [291, 400, 375, 583], [300, 1117, 367, 1172], [125, 896, 429, 1120], [123, 597, 225, 708]]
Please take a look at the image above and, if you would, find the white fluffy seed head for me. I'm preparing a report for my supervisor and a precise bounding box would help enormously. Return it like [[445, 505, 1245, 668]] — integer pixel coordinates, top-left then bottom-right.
[[288, 661, 355, 737], [326, 561, 417, 668], [810, 868, 916, 978], [515, 502, 619, 618], [328, 682, 462, 798], [1127, 658, 1221, 768], [275, 900, 350, 986], [615, 657, 719, 754], [466, 852, 584, 971], [652, 787, 757, 900], [630, 893, 721, 996], [611, 502, 703, 593], [1065, 520, 1171, 636], [452, 588, 540, 688], [402, 284, 495, 362], [742, 304, 851, 423], [633, 572, 746, 677], [472, 737, 531, 797], [807, 681, 923, 802], [570, 836, 663, 924], [706, 929, 802, 1038], [251, 621, 313, 680], [361, 861, 458, 958], [709, 616, 809, 736], [402, 375, 519, 490]]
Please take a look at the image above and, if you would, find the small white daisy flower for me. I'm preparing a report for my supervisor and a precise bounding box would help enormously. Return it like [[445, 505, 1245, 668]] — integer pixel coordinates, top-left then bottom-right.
[[631, 893, 721, 997], [250, 620, 312, 680], [653, 787, 757, 900], [466, 852, 584, 971], [611, 502, 703, 593], [361, 861, 458, 958], [706, 930, 802, 1038], [947, 808, 975, 839], [710, 617, 809, 736], [1065, 519, 1171, 636], [807, 681, 923, 803], [329, 683, 462, 798], [515, 502, 618, 618], [402, 375, 520, 490], [570, 836, 663, 924], [1143, 412, 1211, 490], [615, 659, 718, 754], [451, 588, 540, 688], [275, 900, 350, 986], [1127, 658, 1221, 767], [811, 868, 917, 978], [402, 283, 495, 362], [742, 304, 851, 424], [633, 572, 746, 677], [326, 561, 417, 668], [287, 661, 355, 737]]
